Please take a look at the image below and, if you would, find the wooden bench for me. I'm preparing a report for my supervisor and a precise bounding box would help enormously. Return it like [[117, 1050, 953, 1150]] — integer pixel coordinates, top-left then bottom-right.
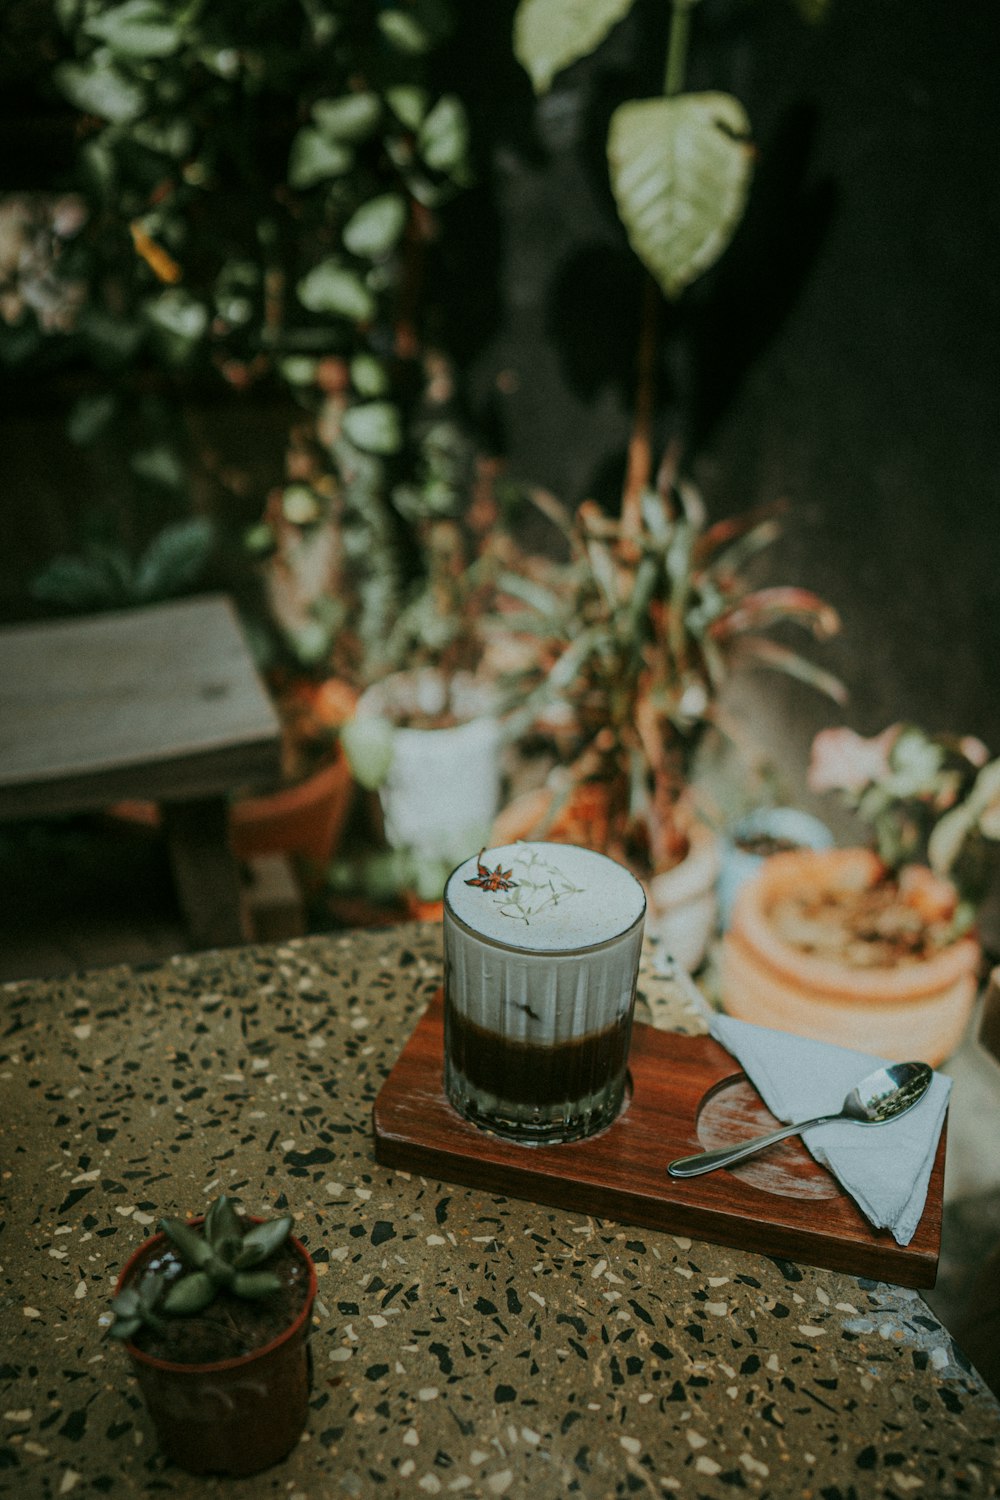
[[0, 593, 283, 951]]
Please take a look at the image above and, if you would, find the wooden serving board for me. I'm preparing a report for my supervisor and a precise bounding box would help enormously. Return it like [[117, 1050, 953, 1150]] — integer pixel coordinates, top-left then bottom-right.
[[373, 993, 945, 1289]]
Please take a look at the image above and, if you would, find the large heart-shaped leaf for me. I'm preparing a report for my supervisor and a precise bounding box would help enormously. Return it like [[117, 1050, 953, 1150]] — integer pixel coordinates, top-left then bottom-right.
[[608, 92, 753, 299], [514, 0, 635, 94]]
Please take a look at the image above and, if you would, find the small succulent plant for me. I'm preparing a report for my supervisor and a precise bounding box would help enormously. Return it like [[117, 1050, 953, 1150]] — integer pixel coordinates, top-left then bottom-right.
[[109, 1197, 294, 1341]]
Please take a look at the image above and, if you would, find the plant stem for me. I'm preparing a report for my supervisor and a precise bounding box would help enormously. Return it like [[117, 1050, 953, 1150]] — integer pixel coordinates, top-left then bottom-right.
[[664, 0, 697, 99], [621, 0, 699, 537]]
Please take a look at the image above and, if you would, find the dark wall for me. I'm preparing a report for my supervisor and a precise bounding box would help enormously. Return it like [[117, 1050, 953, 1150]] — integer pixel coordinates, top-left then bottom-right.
[[439, 0, 1000, 769]]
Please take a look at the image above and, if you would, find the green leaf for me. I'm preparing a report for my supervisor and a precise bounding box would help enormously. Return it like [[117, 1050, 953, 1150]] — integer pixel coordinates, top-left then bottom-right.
[[77, 307, 145, 368], [790, 0, 830, 20], [82, 1, 181, 59], [416, 96, 469, 175], [378, 9, 431, 53], [160, 1217, 213, 1269], [386, 86, 428, 131], [288, 620, 334, 666], [514, 0, 635, 94], [281, 484, 321, 525], [111, 1287, 140, 1319], [204, 1196, 244, 1258], [341, 716, 395, 790], [163, 1271, 216, 1315], [131, 117, 194, 157], [288, 128, 353, 189], [350, 353, 389, 397], [109, 1313, 143, 1339], [312, 93, 381, 142], [296, 259, 376, 320], [54, 60, 146, 123], [144, 290, 208, 362], [67, 393, 117, 445], [129, 443, 186, 490], [30, 552, 128, 611], [343, 194, 407, 259], [608, 92, 754, 299], [342, 401, 402, 454], [278, 355, 318, 387], [133, 518, 214, 601], [232, 1271, 282, 1299], [930, 760, 1000, 873], [237, 1215, 293, 1265]]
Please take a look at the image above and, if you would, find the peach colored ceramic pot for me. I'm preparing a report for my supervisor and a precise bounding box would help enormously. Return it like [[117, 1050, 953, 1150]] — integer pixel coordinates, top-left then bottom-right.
[[721, 846, 981, 1065]]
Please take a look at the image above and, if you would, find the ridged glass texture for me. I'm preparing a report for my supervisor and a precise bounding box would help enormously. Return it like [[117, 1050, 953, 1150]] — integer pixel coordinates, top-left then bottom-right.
[[443, 909, 644, 1144]]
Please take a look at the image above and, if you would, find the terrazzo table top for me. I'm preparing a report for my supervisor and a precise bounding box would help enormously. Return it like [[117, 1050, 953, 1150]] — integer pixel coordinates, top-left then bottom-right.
[[2, 924, 998, 1499]]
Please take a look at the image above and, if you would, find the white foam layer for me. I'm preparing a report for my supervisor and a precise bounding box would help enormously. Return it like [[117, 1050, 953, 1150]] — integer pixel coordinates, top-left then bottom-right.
[[444, 842, 645, 952], [444, 843, 646, 1045]]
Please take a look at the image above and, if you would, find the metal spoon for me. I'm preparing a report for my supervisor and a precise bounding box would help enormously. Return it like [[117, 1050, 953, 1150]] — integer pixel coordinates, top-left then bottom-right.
[[667, 1060, 933, 1179]]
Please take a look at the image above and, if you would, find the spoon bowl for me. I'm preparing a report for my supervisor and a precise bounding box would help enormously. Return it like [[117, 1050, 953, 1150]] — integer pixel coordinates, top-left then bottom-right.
[[667, 1060, 934, 1179]]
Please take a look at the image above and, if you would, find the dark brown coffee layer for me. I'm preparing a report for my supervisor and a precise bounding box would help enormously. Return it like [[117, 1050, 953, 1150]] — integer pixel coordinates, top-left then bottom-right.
[[444, 996, 631, 1108]]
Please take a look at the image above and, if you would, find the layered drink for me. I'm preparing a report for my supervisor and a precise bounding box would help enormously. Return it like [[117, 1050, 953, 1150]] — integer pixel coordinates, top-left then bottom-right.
[[443, 842, 646, 1143]]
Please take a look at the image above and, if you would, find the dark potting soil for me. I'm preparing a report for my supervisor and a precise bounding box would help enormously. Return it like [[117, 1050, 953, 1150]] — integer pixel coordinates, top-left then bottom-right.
[[735, 834, 800, 857], [129, 1240, 310, 1365], [768, 883, 953, 968]]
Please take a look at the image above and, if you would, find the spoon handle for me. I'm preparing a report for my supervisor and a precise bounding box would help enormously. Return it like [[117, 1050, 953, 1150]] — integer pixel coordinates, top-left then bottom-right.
[[667, 1112, 841, 1178]]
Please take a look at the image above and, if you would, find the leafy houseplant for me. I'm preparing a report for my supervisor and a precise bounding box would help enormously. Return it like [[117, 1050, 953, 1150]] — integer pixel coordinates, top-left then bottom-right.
[[13, 0, 473, 665], [497, 2, 840, 964], [494, 453, 844, 965], [109, 1196, 316, 1477], [513, 0, 828, 510], [808, 723, 1000, 915], [18, 1, 476, 879], [720, 724, 995, 1064]]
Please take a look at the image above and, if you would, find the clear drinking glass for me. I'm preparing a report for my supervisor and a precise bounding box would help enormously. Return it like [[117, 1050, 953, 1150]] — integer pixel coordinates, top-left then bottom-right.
[[443, 842, 646, 1144]]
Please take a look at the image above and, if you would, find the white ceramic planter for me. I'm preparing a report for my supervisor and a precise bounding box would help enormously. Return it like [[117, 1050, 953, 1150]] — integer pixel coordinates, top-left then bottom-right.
[[717, 807, 834, 929], [645, 820, 721, 973], [355, 670, 502, 863]]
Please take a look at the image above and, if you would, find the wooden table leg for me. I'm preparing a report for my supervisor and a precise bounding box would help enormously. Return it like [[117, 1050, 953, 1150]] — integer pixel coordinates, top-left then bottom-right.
[[162, 798, 251, 950]]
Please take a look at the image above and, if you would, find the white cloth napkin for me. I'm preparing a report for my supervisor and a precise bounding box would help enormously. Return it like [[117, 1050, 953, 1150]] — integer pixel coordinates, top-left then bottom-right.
[[705, 1012, 951, 1246]]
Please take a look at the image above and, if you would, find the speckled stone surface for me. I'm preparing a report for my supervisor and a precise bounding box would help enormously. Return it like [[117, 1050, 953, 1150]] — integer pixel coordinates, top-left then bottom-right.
[[2, 925, 998, 1499]]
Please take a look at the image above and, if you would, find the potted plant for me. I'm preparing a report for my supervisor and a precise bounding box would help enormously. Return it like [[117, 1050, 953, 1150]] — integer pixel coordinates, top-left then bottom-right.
[[339, 438, 534, 902], [108, 1195, 316, 1477], [18, 2, 476, 889], [721, 724, 999, 1062], [493, 453, 844, 969], [490, 2, 842, 966], [717, 803, 835, 929]]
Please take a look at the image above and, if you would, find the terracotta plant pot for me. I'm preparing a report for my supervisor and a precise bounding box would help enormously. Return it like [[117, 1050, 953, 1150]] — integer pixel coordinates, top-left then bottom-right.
[[717, 806, 835, 929], [229, 747, 354, 867], [115, 1222, 317, 1477], [721, 846, 982, 1064], [109, 748, 354, 872]]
